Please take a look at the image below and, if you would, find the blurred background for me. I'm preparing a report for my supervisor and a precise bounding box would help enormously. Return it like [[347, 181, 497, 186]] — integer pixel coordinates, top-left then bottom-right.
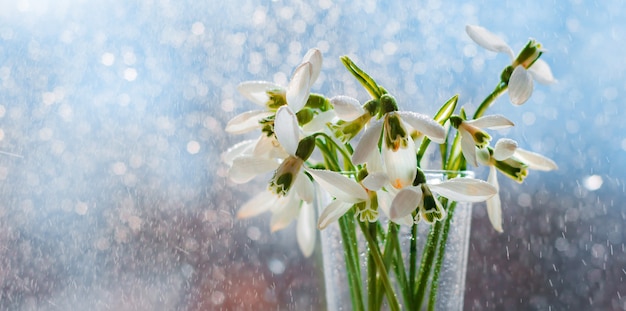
[[0, 0, 624, 310]]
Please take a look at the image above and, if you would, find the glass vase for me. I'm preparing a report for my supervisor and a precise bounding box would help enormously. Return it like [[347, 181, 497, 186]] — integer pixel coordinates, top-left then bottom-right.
[[318, 170, 474, 311]]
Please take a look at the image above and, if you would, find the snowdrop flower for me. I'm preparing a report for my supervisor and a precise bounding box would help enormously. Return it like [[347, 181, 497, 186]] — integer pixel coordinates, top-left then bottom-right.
[[330, 97, 378, 143], [223, 135, 289, 184], [309, 169, 372, 229], [312, 142, 422, 229], [230, 99, 322, 258], [310, 167, 414, 230], [352, 94, 446, 190], [389, 169, 497, 224], [466, 25, 556, 105], [236, 172, 316, 257], [232, 122, 318, 257], [450, 114, 515, 167], [225, 48, 322, 135], [330, 95, 365, 122], [477, 138, 558, 232]]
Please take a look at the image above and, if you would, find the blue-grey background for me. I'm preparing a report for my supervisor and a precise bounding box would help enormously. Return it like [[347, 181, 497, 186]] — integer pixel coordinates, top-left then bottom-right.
[[0, 0, 623, 310]]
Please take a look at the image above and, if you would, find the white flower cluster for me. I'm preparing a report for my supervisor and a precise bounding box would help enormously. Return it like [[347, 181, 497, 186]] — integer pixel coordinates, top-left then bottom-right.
[[222, 25, 558, 256]]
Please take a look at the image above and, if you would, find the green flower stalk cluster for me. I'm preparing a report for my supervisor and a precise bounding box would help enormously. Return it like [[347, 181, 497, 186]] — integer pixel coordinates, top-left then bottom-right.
[[222, 25, 558, 310]]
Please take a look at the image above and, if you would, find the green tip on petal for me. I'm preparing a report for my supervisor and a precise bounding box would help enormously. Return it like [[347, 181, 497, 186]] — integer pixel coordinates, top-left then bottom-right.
[[420, 194, 446, 223], [472, 130, 492, 148], [355, 201, 379, 223]]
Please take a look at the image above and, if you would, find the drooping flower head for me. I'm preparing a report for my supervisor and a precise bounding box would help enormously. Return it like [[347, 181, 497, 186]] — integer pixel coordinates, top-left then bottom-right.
[[225, 48, 323, 136], [477, 138, 558, 232], [450, 114, 514, 167], [389, 168, 498, 224], [223, 49, 324, 258], [352, 94, 446, 190], [466, 25, 556, 105]]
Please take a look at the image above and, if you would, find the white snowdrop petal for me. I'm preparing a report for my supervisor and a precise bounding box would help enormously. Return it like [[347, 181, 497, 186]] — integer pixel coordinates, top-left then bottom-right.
[[297, 202, 316, 257], [253, 135, 288, 159], [428, 178, 497, 202], [274, 106, 300, 155], [221, 139, 256, 166], [270, 195, 299, 232], [395, 215, 415, 226], [375, 191, 412, 226], [508, 66, 534, 105], [237, 81, 284, 106], [318, 200, 353, 229], [486, 167, 503, 232], [306, 168, 369, 202], [468, 114, 515, 129], [286, 62, 312, 112], [398, 111, 446, 144], [331, 95, 364, 121], [460, 130, 479, 167], [465, 25, 515, 59], [528, 59, 556, 85], [303, 110, 335, 133], [295, 171, 314, 203], [486, 195, 503, 233], [476, 147, 492, 166], [514, 148, 558, 171], [237, 191, 276, 219], [225, 110, 273, 134], [382, 133, 417, 189], [302, 48, 323, 85], [229, 156, 279, 183], [352, 120, 383, 165], [389, 188, 422, 219], [361, 172, 389, 191], [493, 138, 518, 161]]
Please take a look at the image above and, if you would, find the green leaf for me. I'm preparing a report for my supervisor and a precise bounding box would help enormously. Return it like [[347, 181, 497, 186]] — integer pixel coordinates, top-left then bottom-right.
[[340, 56, 383, 99], [434, 94, 458, 125]]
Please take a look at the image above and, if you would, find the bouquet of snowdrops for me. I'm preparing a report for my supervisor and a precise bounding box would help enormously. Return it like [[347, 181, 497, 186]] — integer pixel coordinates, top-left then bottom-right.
[[222, 25, 557, 310]]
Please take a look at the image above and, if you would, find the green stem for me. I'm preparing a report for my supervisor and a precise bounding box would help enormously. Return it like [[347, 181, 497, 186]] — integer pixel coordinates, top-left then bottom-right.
[[314, 128, 365, 310], [472, 82, 507, 120], [359, 221, 402, 311], [338, 213, 365, 311], [408, 222, 418, 305], [390, 224, 411, 309], [315, 139, 340, 171], [315, 132, 356, 171], [414, 221, 442, 310], [367, 222, 378, 310], [375, 222, 410, 310], [416, 137, 431, 166], [427, 201, 457, 311]]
